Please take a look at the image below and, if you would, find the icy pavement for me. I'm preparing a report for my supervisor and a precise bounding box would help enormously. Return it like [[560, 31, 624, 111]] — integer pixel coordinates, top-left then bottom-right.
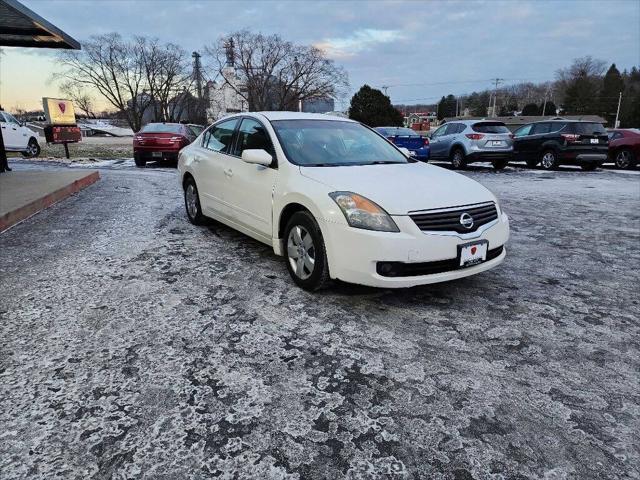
[[0, 163, 638, 479]]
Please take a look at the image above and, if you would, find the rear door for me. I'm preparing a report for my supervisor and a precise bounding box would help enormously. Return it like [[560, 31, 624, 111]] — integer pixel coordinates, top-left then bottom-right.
[[195, 118, 239, 217], [225, 117, 278, 240]]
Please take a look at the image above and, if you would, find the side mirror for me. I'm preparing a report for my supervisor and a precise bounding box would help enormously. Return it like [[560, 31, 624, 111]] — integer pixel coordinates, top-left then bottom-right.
[[241, 149, 272, 166], [398, 147, 411, 157]]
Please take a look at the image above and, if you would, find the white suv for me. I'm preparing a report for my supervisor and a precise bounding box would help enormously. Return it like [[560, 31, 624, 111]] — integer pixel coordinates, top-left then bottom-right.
[[1, 111, 41, 157], [178, 112, 509, 291]]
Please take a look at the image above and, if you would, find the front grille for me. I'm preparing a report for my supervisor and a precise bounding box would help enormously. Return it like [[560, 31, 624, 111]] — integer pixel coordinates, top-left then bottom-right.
[[409, 202, 498, 234], [377, 245, 504, 277]]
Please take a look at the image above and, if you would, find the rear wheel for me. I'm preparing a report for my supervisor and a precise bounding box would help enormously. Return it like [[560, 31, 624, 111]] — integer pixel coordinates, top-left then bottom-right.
[[184, 176, 205, 225], [134, 152, 146, 168], [21, 138, 40, 158], [492, 159, 508, 170], [540, 150, 559, 170], [284, 211, 330, 291], [615, 149, 635, 169], [450, 149, 466, 169]]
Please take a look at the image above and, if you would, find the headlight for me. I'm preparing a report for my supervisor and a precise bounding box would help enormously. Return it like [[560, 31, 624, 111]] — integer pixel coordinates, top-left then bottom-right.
[[329, 192, 399, 232]]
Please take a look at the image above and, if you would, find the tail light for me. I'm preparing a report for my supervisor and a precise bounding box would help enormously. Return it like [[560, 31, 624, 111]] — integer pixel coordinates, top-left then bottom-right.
[[134, 135, 143, 141], [561, 133, 580, 143], [170, 136, 183, 143], [465, 133, 485, 140], [423, 137, 429, 146]]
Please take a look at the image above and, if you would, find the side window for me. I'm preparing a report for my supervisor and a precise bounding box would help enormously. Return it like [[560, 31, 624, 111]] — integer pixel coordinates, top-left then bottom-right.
[[0, 112, 6, 123], [234, 118, 274, 158], [531, 123, 551, 135], [442, 123, 457, 135], [514, 125, 532, 137], [4, 112, 19, 125], [548, 122, 566, 133], [202, 119, 238, 153], [456, 123, 466, 134], [431, 125, 447, 138]]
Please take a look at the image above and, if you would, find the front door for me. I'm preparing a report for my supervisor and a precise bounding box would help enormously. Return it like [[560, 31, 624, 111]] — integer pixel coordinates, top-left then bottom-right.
[[429, 124, 451, 159], [196, 118, 239, 217], [0, 112, 23, 150], [224, 117, 278, 240]]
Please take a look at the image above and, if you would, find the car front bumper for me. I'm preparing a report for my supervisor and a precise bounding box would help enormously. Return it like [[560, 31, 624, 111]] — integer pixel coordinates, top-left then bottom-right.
[[320, 212, 510, 288]]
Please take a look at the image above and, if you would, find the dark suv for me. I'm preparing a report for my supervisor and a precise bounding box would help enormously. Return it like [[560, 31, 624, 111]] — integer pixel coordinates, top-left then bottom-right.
[[513, 120, 609, 170]]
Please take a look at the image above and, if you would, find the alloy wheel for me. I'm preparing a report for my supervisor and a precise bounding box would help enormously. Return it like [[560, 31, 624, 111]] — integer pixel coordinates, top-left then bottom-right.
[[541, 152, 555, 169], [28, 143, 38, 157], [185, 184, 198, 219], [452, 151, 464, 168], [616, 151, 631, 169], [287, 225, 315, 280]]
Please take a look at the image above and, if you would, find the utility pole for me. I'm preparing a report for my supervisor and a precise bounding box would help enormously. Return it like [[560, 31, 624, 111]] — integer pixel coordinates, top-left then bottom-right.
[[491, 78, 503, 117], [192, 51, 204, 122], [542, 84, 553, 116], [614, 92, 622, 128], [382, 85, 389, 96]]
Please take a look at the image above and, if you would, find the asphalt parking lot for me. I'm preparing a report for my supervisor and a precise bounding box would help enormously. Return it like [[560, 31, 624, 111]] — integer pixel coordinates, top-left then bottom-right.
[[0, 160, 639, 479]]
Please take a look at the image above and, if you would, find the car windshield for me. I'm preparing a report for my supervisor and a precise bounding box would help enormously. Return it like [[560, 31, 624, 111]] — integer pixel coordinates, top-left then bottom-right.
[[140, 123, 184, 134], [472, 122, 510, 134], [272, 120, 409, 167], [573, 122, 607, 135]]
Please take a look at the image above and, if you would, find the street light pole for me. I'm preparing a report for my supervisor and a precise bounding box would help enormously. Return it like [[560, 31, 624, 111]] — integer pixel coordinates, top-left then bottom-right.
[[614, 92, 622, 128]]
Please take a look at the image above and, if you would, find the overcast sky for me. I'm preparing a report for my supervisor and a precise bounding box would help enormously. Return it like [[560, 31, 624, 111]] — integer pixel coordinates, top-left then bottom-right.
[[1, 0, 639, 111]]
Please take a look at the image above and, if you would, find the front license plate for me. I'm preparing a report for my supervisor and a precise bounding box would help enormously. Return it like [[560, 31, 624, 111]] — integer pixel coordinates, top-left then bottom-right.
[[459, 241, 488, 267], [590, 138, 599, 144], [152, 151, 162, 158]]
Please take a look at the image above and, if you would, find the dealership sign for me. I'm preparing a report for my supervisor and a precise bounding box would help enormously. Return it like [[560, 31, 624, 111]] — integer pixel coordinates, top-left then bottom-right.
[[42, 98, 77, 125]]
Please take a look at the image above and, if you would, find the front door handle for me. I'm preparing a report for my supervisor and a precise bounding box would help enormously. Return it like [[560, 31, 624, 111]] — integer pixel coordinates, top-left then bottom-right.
[[224, 168, 233, 177]]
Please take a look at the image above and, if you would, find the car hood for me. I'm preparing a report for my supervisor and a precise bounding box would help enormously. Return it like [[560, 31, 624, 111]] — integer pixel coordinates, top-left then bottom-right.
[[299, 162, 496, 215]]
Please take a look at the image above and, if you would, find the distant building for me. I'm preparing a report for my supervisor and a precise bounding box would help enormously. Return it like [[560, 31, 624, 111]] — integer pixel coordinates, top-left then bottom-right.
[[301, 97, 335, 113], [404, 112, 437, 130], [206, 67, 247, 122]]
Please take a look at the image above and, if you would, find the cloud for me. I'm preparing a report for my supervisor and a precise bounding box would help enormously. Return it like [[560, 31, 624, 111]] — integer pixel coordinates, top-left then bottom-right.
[[314, 29, 405, 59]]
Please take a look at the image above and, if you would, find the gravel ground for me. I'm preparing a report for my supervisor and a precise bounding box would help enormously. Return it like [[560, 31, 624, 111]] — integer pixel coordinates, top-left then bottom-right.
[[0, 160, 639, 479]]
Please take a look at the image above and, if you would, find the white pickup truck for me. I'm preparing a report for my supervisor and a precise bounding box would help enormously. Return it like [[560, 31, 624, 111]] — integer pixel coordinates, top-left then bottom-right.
[[1, 110, 40, 157]]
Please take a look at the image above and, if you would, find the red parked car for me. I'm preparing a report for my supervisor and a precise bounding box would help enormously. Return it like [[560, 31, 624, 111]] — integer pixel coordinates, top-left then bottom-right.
[[607, 128, 640, 169], [133, 123, 202, 167]]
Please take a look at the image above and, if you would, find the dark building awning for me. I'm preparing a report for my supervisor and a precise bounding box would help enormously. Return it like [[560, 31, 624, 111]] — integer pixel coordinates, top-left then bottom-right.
[[0, 0, 80, 49]]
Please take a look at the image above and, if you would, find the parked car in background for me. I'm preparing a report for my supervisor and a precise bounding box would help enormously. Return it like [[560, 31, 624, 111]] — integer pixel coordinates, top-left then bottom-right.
[[428, 120, 513, 170], [374, 126, 430, 161], [607, 128, 640, 169], [0, 110, 40, 157], [133, 122, 201, 167], [178, 112, 509, 291], [513, 120, 608, 171]]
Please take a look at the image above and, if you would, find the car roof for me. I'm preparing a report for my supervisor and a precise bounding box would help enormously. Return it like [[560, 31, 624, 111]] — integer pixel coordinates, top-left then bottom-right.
[[222, 111, 355, 123], [449, 119, 506, 125]]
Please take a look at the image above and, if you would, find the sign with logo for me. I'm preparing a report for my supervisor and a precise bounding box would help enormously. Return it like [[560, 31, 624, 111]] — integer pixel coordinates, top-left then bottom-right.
[[42, 98, 76, 125]]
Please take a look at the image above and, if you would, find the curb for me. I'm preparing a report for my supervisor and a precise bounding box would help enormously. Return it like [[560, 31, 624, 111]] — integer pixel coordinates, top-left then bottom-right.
[[0, 171, 100, 233]]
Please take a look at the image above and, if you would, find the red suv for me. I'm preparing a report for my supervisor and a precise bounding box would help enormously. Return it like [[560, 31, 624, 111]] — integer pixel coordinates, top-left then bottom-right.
[[133, 123, 202, 167], [607, 129, 640, 169]]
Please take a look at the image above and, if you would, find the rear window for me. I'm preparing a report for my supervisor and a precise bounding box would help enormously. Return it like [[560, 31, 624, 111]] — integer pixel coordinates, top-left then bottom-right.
[[571, 122, 607, 135], [140, 123, 184, 134], [378, 127, 419, 137], [472, 122, 510, 134]]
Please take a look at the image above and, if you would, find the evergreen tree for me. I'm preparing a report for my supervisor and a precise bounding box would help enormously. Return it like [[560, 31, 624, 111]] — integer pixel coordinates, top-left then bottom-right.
[[541, 101, 557, 116], [436, 94, 457, 120], [599, 64, 625, 124], [522, 103, 540, 116], [348, 85, 404, 127]]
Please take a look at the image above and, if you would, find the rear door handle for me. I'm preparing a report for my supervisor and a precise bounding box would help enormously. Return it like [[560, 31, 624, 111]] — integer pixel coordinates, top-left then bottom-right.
[[224, 168, 233, 177]]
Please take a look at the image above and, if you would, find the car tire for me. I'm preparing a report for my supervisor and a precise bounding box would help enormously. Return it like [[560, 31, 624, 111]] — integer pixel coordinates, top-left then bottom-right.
[[284, 211, 330, 291], [492, 159, 508, 170], [450, 148, 466, 169], [540, 150, 559, 170], [183, 176, 205, 225], [580, 163, 598, 171], [614, 149, 636, 169], [21, 138, 40, 158], [525, 159, 539, 168], [134, 152, 146, 168]]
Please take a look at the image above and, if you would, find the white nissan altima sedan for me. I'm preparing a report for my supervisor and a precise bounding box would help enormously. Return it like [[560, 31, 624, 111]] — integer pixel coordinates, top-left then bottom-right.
[[178, 112, 509, 291]]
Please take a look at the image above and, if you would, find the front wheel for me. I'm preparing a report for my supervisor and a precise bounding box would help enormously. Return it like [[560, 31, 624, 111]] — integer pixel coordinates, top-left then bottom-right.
[[540, 150, 559, 170], [615, 149, 635, 169], [284, 211, 330, 291], [22, 138, 40, 158], [183, 177, 205, 225], [450, 149, 466, 169]]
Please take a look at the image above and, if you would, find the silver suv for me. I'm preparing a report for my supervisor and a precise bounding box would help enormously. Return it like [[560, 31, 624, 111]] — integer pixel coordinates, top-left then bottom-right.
[[429, 120, 514, 170]]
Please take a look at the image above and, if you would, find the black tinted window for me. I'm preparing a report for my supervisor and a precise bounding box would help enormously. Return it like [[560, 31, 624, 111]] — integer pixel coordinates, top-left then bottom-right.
[[572, 122, 607, 135], [235, 119, 273, 156], [531, 123, 552, 135], [203, 119, 238, 153], [514, 124, 532, 137], [472, 122, 510, 134]]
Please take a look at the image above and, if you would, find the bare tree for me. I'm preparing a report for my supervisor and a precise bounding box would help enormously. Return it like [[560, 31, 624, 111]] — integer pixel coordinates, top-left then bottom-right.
[[205, 31, 348, 111], [59, 81, 96, 118]]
